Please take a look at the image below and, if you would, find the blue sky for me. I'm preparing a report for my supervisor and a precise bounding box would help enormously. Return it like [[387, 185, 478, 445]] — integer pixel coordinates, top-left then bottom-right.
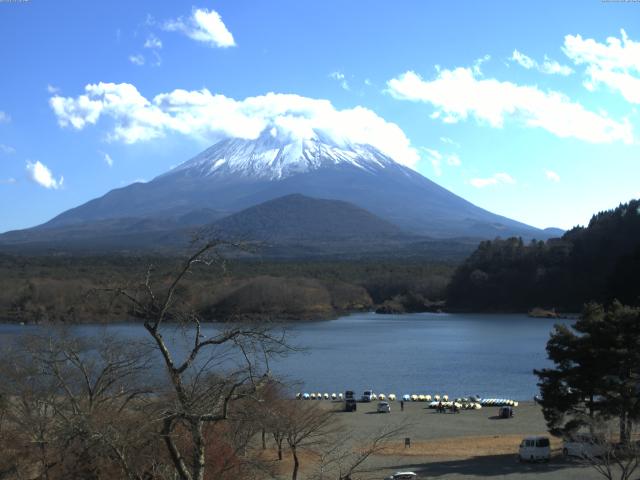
[[1, 0, 639, 233]]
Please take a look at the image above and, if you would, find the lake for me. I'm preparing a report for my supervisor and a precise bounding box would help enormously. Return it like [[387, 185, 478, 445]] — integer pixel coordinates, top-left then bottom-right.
[[0, 312, 571, 400]]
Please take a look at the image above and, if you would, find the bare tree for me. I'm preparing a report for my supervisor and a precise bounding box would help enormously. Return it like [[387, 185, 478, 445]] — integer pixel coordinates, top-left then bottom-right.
[[252, 380, 291, 461], [589, 445, 640, 480], [0, 343, 59, 480], [0, 333, 160, 480], [282, 401, 337, 480], [107, 241, 291, 480], [311, 423, 407, 480], [576, 421, 640, 480]]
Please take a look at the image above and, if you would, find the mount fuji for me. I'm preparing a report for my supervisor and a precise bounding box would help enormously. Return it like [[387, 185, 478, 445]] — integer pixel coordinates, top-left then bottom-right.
[[0, 130, 555, 254]]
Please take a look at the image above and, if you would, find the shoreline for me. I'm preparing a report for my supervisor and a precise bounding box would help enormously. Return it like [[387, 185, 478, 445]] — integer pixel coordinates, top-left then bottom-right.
[[0, 307, 580, 325]]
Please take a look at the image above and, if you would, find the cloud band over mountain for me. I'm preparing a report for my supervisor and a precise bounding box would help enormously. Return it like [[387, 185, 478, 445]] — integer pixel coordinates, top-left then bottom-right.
[[49, 85, 420, 168]]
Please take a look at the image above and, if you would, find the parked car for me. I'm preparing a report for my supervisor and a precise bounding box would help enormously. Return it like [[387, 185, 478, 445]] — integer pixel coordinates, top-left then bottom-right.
[[377, 401, 391, 413], [361, 390, 374, 402], [385, 472, 417, 480], [344, 398, 357, 412], [563, 434, 606, 458], [519, 436, 551, 462], [498, 406, 514, 418]]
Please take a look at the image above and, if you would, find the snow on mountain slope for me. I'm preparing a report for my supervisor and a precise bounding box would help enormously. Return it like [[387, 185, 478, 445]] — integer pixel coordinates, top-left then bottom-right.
[[164, 129, 397, 180], [1, 128, 555, 245]]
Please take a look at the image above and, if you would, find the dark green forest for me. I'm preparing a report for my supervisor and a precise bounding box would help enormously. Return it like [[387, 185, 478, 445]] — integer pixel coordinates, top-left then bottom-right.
[[447, 199, 640, 312]]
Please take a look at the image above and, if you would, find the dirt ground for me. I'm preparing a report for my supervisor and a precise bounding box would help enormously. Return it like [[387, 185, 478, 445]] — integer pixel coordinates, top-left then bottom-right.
[[274, 400, 609, 479]]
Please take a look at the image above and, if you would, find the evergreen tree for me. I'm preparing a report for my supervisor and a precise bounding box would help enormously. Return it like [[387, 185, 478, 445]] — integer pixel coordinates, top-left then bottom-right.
[[535, 302, 640, 444]]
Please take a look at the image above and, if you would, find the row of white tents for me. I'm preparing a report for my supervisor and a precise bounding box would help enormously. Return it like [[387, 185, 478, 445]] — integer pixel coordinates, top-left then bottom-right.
[[401, 394, 449, 402], [428, 401, 482, 410], [296, 392, 399, 401], [479, 398, 519, 407], [296, 392, 518, 407]]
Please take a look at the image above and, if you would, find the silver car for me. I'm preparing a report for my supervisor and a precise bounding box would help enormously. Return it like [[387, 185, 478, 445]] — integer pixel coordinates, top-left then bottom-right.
[[385, 472, 417, 480], [562, 434, 606, 458]]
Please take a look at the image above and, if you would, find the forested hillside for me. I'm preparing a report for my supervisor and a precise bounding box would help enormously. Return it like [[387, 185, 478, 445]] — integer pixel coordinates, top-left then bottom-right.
[[0, 255, 453, 323], [447, 199, 640, 312]]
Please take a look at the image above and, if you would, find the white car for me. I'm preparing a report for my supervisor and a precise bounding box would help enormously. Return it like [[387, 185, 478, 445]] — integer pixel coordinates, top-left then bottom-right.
[[563, 434, 606, 459], [377, 401, 391, 413], [385, 472, 417, 480], [518, 436, 550, 462]]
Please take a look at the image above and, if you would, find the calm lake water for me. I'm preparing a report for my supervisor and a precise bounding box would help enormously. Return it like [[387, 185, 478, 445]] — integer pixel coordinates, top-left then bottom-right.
[[0, 312, 572, 400]]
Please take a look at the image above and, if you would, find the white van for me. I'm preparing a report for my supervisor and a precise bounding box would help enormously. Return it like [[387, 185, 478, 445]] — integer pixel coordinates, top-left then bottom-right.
[[518, 436, 551, 462]]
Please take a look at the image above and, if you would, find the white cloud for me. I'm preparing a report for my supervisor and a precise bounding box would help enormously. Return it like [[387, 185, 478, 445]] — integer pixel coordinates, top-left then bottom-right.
[[439, 136, 460, 147], [470, 172, 515, 188], [0, 111, 10, 123], [0, 143, 15, 154], [422, 147, 461, 176], [364, 78, 372, 86], [129, 54, 145, 66], [446, 153, 461, 166], [329, 71, 350, 90], [422, 148, 443, 176], [511, 50, 536, 69], [47, 84, 61, 94], [494, 172, 515, 184], [540, 56, 574, 76], [387, 68, 632, 144], [103, 152, 113, 167], [163, 7, 235, 48], [545, 169, 560, 182], [0, 177, 16, 185], [563, 29, 640, 104], [144, 34, 162, 49], [510, 50, 573, 76], [26, 160, 63, 189], [49, 83, 420, 167], [472, 54, 491, 75], [150, 50, 162, 67]]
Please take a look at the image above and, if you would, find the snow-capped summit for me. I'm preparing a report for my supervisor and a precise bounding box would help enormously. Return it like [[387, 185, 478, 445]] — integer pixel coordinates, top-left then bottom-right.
[[6, 130, 555, 245], [166, 129, 397, 180]]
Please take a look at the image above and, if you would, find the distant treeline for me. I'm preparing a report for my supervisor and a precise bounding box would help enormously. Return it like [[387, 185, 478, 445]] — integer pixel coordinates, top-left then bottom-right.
[[0, 254, 455, 323], [447, 199, 640, 312]]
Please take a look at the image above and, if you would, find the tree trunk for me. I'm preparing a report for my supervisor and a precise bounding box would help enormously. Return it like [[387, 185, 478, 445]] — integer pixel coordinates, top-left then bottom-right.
[[273, 434, 283, 460], [620, 410, 629, 445], [291, 446, 299, 480], [262, 429, 266, 450], [39, 438, 49, 480], [192, 421, 206, 480], [162, 418, 192, 480]]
